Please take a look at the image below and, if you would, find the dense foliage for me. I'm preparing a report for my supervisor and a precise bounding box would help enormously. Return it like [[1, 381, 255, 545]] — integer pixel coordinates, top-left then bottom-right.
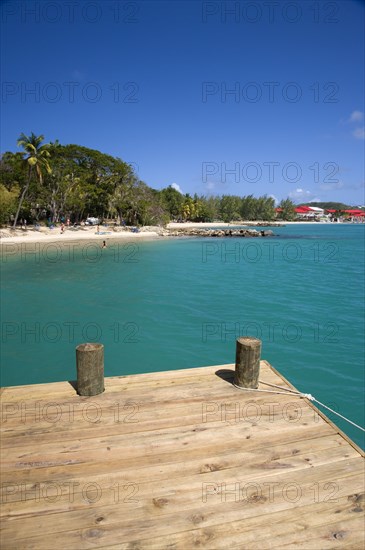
[[0, 133, 326, 226]]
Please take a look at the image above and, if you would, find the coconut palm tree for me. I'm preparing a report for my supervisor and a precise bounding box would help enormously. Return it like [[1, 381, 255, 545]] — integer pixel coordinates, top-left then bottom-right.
[[13, 132, 51, 228]]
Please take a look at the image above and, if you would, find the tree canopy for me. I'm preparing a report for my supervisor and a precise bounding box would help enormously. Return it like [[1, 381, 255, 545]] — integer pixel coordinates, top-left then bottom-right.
[[2, 134, 355, 227]]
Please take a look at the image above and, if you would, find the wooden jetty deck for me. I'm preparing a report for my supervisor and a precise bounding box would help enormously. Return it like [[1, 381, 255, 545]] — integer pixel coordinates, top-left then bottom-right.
[[1, 361, 364, 549]]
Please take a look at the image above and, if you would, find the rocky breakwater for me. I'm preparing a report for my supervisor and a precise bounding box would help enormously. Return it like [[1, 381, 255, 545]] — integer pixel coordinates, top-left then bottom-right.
[[230, 222, 284, 227], [165, 228, 274, 237]]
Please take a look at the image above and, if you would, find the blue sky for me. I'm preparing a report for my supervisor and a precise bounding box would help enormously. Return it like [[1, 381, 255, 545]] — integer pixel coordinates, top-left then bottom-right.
[[1, 0, 364, 205]]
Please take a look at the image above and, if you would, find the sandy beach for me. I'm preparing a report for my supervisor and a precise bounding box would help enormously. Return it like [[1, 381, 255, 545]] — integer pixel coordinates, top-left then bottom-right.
[[0, 220, 350, 247], [0, 225, 162, 246]]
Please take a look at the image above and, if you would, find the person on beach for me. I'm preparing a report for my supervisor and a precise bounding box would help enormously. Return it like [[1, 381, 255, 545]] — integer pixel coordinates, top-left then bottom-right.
[[97, 225, 100, 233], [60, 223, 65, 234]]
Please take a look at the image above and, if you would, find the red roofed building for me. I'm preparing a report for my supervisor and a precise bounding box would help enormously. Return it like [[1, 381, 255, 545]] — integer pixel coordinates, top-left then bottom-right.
[[295, 206, 311, 213], [295, 206, 322, 219], [344, 210, 365, 216]]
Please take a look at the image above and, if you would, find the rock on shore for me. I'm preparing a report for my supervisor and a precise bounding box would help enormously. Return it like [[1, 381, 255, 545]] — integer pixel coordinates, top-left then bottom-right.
[[160, 228, 275, 237]]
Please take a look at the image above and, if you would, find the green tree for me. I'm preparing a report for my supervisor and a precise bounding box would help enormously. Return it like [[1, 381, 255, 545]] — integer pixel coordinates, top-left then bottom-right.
[[110, 163, 142, 224], [0, 184, 18, 226], [256, 195, 276, 220], [160, 186, 185, 219], [40, 144, 137, 223], [182, 194, 195, 220], [13, 133, 51, 227], [0, 152, 26, 192], [201, 195, 220, 221], [240, 195, 257, 220], [278, 198, 296, 220], [220, 195, 242, 222]]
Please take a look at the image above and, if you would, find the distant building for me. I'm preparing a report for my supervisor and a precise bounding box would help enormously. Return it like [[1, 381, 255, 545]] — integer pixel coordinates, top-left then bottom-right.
[[294, 206, 323, 219]]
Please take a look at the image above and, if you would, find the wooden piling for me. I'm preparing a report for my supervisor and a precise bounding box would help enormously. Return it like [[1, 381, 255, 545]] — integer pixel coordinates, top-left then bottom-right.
[[234, 336, 261, 388], [76, 342, 104, 396]]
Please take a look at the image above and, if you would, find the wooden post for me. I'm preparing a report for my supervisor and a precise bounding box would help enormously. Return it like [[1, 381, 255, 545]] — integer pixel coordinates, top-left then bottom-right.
[[76, 343, 104, 396], [234, 337, 261, 389]]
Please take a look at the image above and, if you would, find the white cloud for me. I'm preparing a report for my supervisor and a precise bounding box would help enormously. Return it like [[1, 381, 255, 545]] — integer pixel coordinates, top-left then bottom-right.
[[341, 111, 365, 139], [288, 188, 321, 203], [268, 194, 279, 206], [349, 111, 364, 123], [171, 182, 183, 194], [353, 127, 365, 140]]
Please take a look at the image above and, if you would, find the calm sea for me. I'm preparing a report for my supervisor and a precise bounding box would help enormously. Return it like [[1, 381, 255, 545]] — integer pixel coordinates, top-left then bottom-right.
[[1, 223, 364, 449]]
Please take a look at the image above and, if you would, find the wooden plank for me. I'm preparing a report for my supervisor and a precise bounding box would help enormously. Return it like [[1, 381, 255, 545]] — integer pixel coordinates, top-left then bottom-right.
[[125, 509, 363, 550], [2, 457, 363, 532], [1, 362, 364, 550], [0, 362, 284, 401], [1, 397, 321, 458], [1, 433, 357, 506], [0, 364, 234, 399], [4, 473, 363, 549], [1, 420, 335, 481], [1, 401, 326, 466]]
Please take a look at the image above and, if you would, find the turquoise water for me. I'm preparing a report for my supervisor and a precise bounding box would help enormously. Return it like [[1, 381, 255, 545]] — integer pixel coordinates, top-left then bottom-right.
[[1, 224, 364, 449]]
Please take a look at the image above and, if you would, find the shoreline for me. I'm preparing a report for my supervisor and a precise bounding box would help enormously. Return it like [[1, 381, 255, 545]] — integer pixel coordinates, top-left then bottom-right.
[[0, 220, 359, 247], [167, 221, 359, 228], [0, 226, 162, 247]]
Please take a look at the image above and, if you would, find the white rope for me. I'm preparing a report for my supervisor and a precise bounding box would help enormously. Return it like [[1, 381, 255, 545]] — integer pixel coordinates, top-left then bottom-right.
[[233, 380, 365, 432], [310, 398, 365, 432]]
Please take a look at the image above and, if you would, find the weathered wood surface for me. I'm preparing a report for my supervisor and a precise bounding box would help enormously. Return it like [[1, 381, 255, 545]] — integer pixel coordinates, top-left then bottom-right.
[[1, 361, 364, 549], [234, 336, 261, 388], [76, 342, 104, 396]]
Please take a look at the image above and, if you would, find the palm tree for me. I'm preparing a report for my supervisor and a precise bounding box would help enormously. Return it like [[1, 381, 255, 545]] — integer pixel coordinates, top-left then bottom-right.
[[13, 132, 51, 228]]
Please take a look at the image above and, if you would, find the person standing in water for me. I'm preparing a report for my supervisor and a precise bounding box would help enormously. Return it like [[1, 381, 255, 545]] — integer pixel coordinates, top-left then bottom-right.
[[102, 240, 106, 248]]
